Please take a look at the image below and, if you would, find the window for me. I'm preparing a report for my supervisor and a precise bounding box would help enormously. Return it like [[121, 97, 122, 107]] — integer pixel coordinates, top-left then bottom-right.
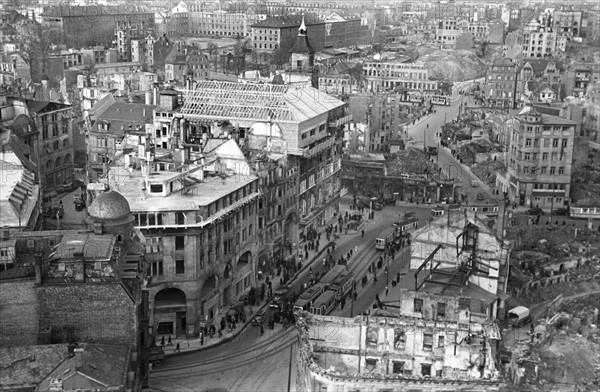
[[152, 261, 163, 276], [438, 335, 445, 348], [392, 361, 404, 374], [558, 167, 565, 174], [365, 358, 377, 372], [175, 236, 185, 250], [176, 212, 185, 225], [366, 326, 378, 347], [437, 302, 446, 318], [394, 329, 405, 349], [414, 298, 423, 312], [150, 184, 163, 193], [175, 259, 185, 274], [552, 138, 559, 147], [421, 363, 432, 376], [423, 333, 433, 351], [550, 167, 556, 174], [525, 138, 532, 146]]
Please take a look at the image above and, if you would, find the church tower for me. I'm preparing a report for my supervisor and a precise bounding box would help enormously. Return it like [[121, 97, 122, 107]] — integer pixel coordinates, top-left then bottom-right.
[[290, 14, 318, 88]]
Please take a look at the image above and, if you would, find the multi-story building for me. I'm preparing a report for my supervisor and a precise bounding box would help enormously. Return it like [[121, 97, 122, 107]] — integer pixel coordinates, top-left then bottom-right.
[[179, 80, 350, 249], [296, 292, 503, 391], [165, 1, 189, 36], [435, 18, 505, 47], [564, 63, 599, 98], [41, 5, 155, 48], [87, 100, 157, 181], [94, 134, 260, 338], [497, 107, 576, 209], [189, 7, 267, 37], [521, 28, 559, 58], [10, 99, 74, 195], [251, 15, 368, 61], [362, 61, 438, 93], [164, 46, 210, 85], [553, 9, 583, 38], [483, 57, 517, 110], [516, 58, 565, 104]]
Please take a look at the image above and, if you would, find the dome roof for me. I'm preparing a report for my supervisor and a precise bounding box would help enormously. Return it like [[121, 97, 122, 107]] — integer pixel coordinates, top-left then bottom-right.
[[87, 191, 133, 222]]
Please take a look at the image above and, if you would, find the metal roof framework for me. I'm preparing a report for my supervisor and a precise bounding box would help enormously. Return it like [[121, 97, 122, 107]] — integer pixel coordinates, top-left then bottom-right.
[[180, 81, 299, 124]]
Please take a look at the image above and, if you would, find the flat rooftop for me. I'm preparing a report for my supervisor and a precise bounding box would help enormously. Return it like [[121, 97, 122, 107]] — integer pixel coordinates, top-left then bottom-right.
[[107, 164, 258, 212]]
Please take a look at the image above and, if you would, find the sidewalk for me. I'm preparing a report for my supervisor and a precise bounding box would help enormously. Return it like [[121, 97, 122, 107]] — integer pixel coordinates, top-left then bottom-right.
[[159, 194, 371, 357]]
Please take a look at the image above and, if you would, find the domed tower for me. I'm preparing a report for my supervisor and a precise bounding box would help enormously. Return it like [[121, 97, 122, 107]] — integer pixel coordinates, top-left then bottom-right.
[[86, 191, 135, 242]]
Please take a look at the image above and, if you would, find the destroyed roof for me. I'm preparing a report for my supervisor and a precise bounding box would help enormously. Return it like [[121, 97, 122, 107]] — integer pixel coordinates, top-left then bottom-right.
[[180, 81, 344, 125]]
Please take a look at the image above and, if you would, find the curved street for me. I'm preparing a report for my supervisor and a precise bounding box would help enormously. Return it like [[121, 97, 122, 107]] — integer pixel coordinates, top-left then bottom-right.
[[149, 201, 437, 391]]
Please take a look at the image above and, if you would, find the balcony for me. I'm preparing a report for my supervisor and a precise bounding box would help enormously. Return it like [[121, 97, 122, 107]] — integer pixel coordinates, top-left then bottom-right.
[[305, 137, 335, 158], [328, 114, 353, 128]]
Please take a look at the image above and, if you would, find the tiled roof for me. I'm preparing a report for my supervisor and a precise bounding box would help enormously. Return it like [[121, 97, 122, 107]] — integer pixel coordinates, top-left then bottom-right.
[[25, 100, 70, 114], [93, 102, 157, 135], [36, 343, 130, 391], [0, 345, 68, 390]]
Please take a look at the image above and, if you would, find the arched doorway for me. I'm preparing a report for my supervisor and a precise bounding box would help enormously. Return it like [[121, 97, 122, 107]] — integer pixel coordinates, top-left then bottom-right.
[[154, 288, 187, 338]]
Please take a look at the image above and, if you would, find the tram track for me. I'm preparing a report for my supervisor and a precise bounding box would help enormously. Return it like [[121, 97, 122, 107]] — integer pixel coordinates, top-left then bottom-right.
[[150, 335, 297, 381], [152, 325, 294, 373]]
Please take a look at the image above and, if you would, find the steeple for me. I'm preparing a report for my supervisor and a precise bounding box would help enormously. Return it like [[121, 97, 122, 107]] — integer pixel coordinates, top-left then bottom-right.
[[299, 13, 307, 36], [290, 14, 314, 55]]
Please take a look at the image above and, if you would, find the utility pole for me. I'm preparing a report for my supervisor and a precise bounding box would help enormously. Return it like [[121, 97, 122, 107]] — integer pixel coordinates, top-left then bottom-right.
[[287, 343, 293, 392]]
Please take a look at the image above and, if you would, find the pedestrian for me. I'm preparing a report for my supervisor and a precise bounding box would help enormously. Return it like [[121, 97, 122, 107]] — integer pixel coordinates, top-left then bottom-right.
[[361, 229, 364, 238], [161, 336, 165, 348], [167, 335, 173, 346], [174, 342, 180, 353]]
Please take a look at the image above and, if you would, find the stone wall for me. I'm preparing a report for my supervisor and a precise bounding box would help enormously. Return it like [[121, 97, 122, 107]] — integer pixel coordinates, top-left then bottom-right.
[[0, 279, 39, 347], [37, 283, 136, 345]]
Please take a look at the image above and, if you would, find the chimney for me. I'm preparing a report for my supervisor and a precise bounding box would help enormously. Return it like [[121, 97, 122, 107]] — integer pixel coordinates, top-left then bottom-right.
[[73, 252, 85, 282], [143, 108, 146, 117]]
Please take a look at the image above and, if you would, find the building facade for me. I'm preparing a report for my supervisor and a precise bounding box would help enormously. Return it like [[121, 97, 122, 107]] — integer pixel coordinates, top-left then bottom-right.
[[483, 57, 517, 110], [363, 61, 438, 93], [498, 108, 576, 209], [41, 5, 155, 48], [295, 294, 503, 392], [22, 100, 74, 195]]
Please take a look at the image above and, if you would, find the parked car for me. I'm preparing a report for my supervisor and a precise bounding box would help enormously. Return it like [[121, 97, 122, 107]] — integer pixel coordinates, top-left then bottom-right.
[[471, 180, 478, 187], [527, 208, 544, 215], [476, 193, 484, 201]]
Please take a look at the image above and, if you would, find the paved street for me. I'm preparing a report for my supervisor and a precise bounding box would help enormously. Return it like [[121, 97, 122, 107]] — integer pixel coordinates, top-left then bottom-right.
[[404, 79, 500, 206], [148, 198, 436, 391]]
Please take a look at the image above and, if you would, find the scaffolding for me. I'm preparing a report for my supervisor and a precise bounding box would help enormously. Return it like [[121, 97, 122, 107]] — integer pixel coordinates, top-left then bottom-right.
[[179, 81, 344, 125]]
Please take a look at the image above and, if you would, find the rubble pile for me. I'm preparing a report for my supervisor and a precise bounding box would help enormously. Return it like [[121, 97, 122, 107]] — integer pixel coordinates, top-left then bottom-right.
[[506, 295, 600, 391], [386, 148, 436, 176], [415, 48, 488, 82], [471, 159, 507, 187]]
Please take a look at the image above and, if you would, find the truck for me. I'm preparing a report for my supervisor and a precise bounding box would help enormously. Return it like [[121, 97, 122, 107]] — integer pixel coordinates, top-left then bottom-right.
[[149, 346, 165, 367], [507, 306, 532, 327]]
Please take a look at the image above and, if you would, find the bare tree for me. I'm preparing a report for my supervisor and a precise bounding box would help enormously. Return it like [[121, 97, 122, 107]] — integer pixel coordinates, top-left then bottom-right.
[[18, 24, 62, 83]]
